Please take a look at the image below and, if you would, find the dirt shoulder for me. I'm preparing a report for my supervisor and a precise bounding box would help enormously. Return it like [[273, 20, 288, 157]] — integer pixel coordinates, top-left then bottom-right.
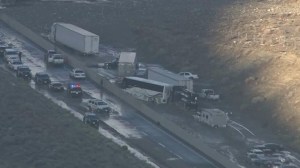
[[0, 68, 152, 168]]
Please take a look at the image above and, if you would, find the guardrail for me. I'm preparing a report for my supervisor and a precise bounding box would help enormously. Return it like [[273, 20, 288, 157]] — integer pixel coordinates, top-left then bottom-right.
[[0, 13, 240, 168]]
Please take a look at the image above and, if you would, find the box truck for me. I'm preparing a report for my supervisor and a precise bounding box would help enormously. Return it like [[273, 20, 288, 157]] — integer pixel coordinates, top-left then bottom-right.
[[147, 67, 193, 92], [50, 23, 99, 55]]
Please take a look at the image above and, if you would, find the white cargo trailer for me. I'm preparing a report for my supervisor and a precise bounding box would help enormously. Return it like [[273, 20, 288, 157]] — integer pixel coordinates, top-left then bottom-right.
[[147, 67, 193, 92], [50, 23, 99, 55]]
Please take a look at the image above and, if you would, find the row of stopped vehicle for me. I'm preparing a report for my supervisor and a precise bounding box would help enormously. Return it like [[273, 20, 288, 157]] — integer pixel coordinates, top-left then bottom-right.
[[34, 72, 83, 98], [81, 99, 116, 129], [247, 143, 298, 168]]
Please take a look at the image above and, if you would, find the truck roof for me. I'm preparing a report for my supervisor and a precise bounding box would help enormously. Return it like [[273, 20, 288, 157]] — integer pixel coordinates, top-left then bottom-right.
[[126, 76, 171, 87], [202, 108, 227, 116], [55, 23, 98, 37], [148, 67, 190, 81], [119, 52, 136, 63]]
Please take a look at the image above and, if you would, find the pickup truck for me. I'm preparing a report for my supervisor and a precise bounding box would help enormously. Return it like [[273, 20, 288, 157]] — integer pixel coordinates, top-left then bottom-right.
[[178, 72, 199, 79], [45, 50, 64, 65], [86, 99, 111, 113], [69, 68, 86, 79], [198, 89, 220, 100]]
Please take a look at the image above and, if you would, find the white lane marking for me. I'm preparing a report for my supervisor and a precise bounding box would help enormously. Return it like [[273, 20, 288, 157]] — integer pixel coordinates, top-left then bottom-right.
[[158, 142, 166, 148], [175, 153, 183, 159], [166, 158, 179, 161], [141, 131, 148, 136]]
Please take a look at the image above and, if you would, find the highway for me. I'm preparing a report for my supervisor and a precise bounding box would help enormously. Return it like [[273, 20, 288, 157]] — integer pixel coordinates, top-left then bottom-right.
[[0, 23, 219, 168]]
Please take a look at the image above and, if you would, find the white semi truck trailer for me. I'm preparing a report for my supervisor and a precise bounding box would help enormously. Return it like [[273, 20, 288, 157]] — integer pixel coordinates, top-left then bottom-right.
[[50, 23, 99, 55], [147, 67, 194, 92]]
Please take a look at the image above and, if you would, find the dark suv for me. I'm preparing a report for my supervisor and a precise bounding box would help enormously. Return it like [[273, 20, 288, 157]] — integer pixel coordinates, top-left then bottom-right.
[[34, 72, 51, 85], [16, 66, 32, 80], [67, 83, 83, 97], [83, 112, 100, 128]]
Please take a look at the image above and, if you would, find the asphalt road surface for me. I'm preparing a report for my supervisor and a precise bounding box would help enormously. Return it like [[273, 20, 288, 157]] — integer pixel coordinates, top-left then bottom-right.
[[0, 23, 219, 168]]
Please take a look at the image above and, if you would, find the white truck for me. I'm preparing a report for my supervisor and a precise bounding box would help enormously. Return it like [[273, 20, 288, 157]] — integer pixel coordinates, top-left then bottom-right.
[[86, 99, 111, 113], [193, 108, 229, 128], [148, 67, 194, 92], [178, 72, 199, 80], [69, 68, 86, 79], [45, 50, 64, 65], [198, 89, 220, 100], [50, 23, 99, 55]]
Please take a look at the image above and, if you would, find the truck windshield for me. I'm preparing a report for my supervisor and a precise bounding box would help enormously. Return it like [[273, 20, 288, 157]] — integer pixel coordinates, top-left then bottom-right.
[[6, 51, 18, 55], [40, 74, 50, 79], [75, 70, 84, 73], [97, 101, 107, 105]]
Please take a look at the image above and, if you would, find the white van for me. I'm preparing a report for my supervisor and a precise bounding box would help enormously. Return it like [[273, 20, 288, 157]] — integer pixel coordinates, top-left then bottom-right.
[[193, 108, 229, 128]]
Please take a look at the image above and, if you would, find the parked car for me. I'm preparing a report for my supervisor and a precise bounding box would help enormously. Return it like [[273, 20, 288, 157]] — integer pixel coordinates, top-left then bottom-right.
[[16, 65, 32, 80], [251, 157, 270, 167], [48, 82, 64, 92], [67, 82, 83, 97], [247, 149, 265, 158], [69, 68, 86, 79], [34, 72, 51, 85], [178, 72, 199, 79], [7, 60, 23, 71], [83, 112, 100, 128], [87, 98, 111, 113], [280, 164, 299, 168], [254, 143, 284, 152]]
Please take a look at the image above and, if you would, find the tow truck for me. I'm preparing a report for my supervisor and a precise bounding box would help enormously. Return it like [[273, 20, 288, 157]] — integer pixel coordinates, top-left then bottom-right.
[[198, 89, 220, 101]]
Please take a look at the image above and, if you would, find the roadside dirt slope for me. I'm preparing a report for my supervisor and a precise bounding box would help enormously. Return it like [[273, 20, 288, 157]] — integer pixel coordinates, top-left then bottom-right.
[[211, 0, 300, 149]]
